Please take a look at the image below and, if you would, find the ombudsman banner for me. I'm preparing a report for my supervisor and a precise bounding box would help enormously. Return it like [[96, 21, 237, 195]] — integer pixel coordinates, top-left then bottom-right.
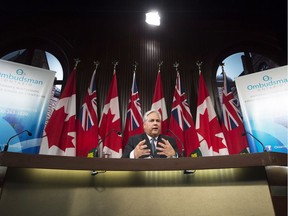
[[235, 65, 288, 153], [0, 59, 55, 153]]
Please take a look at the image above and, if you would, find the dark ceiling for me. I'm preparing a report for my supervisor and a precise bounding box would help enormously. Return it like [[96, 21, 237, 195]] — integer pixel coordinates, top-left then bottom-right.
[[1, 0, 286, 70], [2, 0, 286, 41], [0, 0, 286, 63], [2, 0, 286, 38], [2, 0, 287, 18]]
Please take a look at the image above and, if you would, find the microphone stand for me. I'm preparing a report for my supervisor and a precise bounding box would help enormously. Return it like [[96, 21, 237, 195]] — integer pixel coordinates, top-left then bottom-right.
[[242, 132, 267, 152], [166, 129, 196, 175], [166, 129, 185, 156], [91, 138, 106, 176], [91, 129, 121, 176], [3, 130, 32, 152]]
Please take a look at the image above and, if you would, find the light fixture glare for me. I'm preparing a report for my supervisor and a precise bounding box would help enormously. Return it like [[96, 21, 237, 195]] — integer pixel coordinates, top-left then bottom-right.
[[145, 11, 160, 26]]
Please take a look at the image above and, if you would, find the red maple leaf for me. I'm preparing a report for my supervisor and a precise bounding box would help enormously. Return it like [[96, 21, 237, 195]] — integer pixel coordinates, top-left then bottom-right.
[[99, 108, 122, 152], [197, 109, 212, 149], [209, 117, 227, 153], [197, 109, 226, 153], [45, 106, 76, 151], [99, 108, 115, 136]]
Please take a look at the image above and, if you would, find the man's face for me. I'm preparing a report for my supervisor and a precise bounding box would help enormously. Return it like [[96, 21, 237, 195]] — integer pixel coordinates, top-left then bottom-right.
[[143, 112, 161, 137]]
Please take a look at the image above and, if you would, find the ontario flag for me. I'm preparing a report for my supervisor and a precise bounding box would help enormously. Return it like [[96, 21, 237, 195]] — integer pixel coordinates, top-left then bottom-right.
[[122, 72, 143, 148], [76, 68, 99, 157], [221, 71, 249, 154], [98, 69, 122, 158], [151, 70, 168, 134], [39, 68, 77, 156], [168, 71, 199, 157], [193, 71, 229, 157]]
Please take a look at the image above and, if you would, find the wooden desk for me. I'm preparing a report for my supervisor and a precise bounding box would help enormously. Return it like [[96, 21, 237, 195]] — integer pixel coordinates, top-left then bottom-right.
[[0, 152, 287, 216], [0, 151, 286, 171]]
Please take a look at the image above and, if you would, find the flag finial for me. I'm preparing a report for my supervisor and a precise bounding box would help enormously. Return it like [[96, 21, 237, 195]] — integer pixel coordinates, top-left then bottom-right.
[[112, 61, 118, 70], [196, 61, 202, 70], [133, 61, 138, 72], [220, 62, 225, 74], [74, 58, 81, 69], [158, 61, 163, 70], [173, 61, 179, 72], [93, 60, 100, 70]]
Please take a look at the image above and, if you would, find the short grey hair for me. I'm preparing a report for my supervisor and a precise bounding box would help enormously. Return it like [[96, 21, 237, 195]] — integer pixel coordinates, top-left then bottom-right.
[[143, 109, 161, 122]]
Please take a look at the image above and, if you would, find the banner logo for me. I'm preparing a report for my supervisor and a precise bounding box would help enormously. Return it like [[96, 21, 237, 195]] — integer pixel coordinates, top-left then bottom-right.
[[262, 75, 271, 82], [247, 74, 287, 90], [16, 69, 24, 75], [0, 68, 44, 85]]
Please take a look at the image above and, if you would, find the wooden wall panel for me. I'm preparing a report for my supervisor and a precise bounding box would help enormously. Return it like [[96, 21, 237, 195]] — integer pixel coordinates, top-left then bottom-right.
[[76, 23, 200, 129]]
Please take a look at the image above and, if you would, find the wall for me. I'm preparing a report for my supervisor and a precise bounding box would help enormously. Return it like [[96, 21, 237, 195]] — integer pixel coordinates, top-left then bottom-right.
[[0, 1, 286, 122]]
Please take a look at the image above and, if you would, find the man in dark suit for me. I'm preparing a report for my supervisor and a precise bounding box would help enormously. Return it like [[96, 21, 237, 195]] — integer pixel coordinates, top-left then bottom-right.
[[122, 109, 181, 158]]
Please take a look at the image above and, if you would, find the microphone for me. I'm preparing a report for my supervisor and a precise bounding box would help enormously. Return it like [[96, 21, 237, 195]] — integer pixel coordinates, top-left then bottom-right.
[[91, 129, 121, 176], [96, 129, 122, 158], [94, 129, 122, 157], [3, 130, 32, 151], [166, 129, 185, 156], [242, 132, 266, 152]]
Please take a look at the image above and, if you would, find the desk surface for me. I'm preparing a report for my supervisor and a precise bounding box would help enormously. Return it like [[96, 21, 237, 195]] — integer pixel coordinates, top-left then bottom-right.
[[0, 151, 287, 171]]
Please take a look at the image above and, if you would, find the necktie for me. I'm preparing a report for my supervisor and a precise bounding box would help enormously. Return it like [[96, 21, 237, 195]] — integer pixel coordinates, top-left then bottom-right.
[[150, 138, 156, 156]]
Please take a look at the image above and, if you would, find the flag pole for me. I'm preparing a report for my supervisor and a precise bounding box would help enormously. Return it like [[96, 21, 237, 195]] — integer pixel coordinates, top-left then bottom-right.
[[93, 60, 100, 71], [112, 61, 118, 70], [173, 61, 179, 72], [219, 62, 225, 74], [74, 58, 81, 69], [196, 60, 202, 72], [132, 61, 138, 73], [157, 61, 163, 70]]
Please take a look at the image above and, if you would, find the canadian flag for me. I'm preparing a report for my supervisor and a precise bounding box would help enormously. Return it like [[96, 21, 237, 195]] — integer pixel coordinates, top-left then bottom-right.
[[193, 71, 229, 157], [98, 69, 122, 158], [151, 70, 168, 134], [39, 68, 77, 156]]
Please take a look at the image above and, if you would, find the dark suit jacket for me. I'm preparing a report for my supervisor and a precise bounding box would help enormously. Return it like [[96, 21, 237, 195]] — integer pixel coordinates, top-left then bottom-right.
[[122, 133, 181, 158]]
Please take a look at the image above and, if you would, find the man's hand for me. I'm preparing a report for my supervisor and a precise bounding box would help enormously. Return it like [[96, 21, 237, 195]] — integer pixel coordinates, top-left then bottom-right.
[[156, 138, 176, 157], [134, 139, 150, 159]]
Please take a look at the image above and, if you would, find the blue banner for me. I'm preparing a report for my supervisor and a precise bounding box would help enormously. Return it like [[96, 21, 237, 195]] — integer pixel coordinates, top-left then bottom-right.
[[0, 60, 55, 153], [235, 66, 288, 153]]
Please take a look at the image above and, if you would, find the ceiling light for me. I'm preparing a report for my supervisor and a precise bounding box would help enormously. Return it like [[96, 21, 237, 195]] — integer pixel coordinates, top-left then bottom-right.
[[145, 11, 160, 26]]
